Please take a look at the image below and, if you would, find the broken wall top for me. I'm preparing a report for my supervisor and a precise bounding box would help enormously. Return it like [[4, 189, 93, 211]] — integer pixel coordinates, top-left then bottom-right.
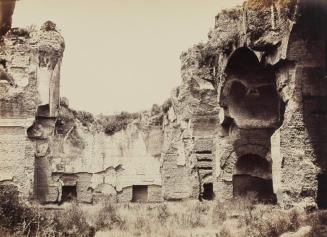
[[0, 22, 65, 122], [175, 0, 326, 124]]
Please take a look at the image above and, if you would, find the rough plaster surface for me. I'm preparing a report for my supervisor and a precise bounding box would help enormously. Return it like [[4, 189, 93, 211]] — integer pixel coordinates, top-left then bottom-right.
[[0, 0, 326, 209]]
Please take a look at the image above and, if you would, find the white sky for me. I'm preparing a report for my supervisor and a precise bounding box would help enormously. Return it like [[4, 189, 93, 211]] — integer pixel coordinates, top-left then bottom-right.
[[13, 0, 243, 114]]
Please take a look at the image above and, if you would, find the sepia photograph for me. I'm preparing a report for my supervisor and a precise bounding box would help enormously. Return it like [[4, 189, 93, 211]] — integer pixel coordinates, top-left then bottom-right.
[[0, 0, 326, 236]]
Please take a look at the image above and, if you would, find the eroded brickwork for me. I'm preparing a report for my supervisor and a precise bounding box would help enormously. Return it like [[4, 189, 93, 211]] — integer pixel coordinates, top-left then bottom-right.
[[0, 0, 326, 209]]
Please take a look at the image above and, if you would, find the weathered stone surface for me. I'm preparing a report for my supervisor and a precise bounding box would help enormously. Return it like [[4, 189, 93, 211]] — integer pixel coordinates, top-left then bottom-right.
[[160, 0, 327, 208], [0, 21, 64, 199], [0, 0, 326, 209]]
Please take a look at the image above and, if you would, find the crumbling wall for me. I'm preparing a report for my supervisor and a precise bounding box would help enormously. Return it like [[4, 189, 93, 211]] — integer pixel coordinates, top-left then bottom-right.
[[162, 0, 326, 209], [1, 0, 325, 209], [38, 104, 164, 204], [160, 42, 220, 201], [271, 0, 327, 209], [0, 19, 64, 200]]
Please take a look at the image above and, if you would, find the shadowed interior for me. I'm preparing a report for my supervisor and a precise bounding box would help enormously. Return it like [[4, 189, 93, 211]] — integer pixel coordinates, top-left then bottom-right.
[[233, 154, 276, 203], [61, 186, 77, 203], [202, 183, 214, 200], [223, 47, 279, 128], [317, 174, 327, 209], [132, 185, 148, 202]]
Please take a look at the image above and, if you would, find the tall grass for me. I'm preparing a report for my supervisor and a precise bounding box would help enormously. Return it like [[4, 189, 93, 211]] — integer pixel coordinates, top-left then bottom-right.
[[1, 187, 327, 237]]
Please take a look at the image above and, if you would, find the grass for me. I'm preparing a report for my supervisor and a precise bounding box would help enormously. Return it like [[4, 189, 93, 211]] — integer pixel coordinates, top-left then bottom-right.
[[1, 188, 327, 237]]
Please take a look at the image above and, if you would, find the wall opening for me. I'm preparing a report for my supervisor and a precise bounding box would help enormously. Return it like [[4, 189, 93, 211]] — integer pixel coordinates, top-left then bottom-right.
[[222, 47, 279, 128], [132, 185, 148, 202], [233, 154, 276, 203], [317, 174, 327, 209], [61, 185, 77, 203], [202, 183, 214, 200]]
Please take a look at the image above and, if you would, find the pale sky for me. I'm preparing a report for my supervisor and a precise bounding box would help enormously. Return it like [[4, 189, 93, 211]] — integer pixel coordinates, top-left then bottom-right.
[[13, 0, 243, 114]]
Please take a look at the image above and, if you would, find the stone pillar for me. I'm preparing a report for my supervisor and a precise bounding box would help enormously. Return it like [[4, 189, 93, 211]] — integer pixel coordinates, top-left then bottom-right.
[[0, 22, 64, 201], [272, 0, 326, 208]]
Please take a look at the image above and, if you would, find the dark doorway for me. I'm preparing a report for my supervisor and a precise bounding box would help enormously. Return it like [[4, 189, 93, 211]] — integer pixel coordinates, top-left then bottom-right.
[[233, 174, 276, 203], [202, 183, 214, 200], [61, 186, 77, 203], [317, 174, 327, 209], [233, 154, 276, 203], [132, 185, 148, 202]]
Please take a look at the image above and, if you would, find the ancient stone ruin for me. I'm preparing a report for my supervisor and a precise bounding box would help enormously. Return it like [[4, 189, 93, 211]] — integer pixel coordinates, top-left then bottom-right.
[[0, 0, 326, 210]]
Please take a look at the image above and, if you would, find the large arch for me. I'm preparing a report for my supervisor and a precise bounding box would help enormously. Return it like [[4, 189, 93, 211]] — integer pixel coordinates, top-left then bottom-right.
[[220, 47, 280, 129]]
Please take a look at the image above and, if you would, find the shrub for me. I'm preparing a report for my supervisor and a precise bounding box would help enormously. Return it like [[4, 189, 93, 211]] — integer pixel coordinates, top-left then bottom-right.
[[53, 203, 95, 237], [95, 200, 125, 231], [246, 207, 301, 237], [0, 185, 94, 237], [156, 204, 169, 225], [73, 110, 95, 127], [102, 112, 139, 136], [217, 226, 234, 237], [41, 21, 57, 32], [151, 104, 161, 116], [161, 98, 172, 113], [307, 211, 327, 237], [0, 185, 25, 231]]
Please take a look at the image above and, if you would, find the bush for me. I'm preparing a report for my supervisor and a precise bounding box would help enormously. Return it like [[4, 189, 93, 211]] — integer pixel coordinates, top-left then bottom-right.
[[73, 110, 95, 127], [102, 112, 139, 136], [151, 104, 161, 116], [95, 200, 125, 231], [161, 99, 172, 113], [0, 185, 94, 237], [156, 204, 169, 225], [53, 203, 95, 237], [308, 211, 327, 237], [217, 226, 234, 237]]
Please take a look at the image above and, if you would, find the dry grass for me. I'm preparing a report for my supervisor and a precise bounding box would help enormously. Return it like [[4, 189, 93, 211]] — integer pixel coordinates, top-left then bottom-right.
[[67, 200, 327, 237], [1, 189, 327, 237], [85, 198, 326, 237]]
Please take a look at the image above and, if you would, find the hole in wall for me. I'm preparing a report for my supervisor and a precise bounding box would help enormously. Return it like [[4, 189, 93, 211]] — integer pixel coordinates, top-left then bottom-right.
[[233, 154, 276, 204], [195, 151, 212, 155], [61, 185, 77, 203], [202, 183, 214, 200], [132, 185, 148, 202], [222, 47, 279, 128], [36, 104, 50, 117], [233, 175, 276, 204]]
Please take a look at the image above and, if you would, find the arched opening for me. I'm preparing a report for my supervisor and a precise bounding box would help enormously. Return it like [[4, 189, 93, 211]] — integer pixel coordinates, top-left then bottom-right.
[[222, 47, 280, 128], [233, 154, 276, 203]]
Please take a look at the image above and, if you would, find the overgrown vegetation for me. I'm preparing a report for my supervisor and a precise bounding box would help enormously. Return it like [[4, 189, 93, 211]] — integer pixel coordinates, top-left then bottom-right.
[[55, 100, 86, 150], [98, 111, 140, 136], [0, 185, 94, 237], [2, 186, 327, 237], [85, 198, 327, 237], [57, 97, 173, 138]]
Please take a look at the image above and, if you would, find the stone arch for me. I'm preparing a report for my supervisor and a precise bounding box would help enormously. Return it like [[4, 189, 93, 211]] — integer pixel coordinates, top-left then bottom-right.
[[219, 144, 270, 183], [233, 153, 276, 203], [217, 144, 276, 203], [219, 47, 280, 128]]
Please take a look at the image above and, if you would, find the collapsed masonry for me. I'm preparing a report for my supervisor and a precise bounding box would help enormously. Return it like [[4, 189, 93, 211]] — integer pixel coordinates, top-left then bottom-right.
[[0, 0, 326, 209]]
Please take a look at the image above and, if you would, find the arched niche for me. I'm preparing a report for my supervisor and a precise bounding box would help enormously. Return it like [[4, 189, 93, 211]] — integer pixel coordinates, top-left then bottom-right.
[[233, 154, 276, 203], [220, 47, 280, 128]]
